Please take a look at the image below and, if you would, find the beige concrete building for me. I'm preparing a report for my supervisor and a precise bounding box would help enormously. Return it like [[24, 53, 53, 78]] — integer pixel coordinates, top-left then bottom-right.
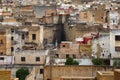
[[97, 71, 114, 80], [14, 50, 46, 64], [59, 41, 80, 59], [114, 69, 120, 80], [97, 69, 120, 80], [92, 4, 105, 24], [0, 27, 12, 55], [44, 66, 107, 80]]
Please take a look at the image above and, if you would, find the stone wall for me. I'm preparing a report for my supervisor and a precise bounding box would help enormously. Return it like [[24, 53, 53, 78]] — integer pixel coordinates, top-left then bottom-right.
[[44, 66, 106, 80], [114, 69, 120, 80], [97, 71, 114, 80]]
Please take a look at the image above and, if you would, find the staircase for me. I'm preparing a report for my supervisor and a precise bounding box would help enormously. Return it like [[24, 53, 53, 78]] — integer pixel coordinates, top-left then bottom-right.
[[25, 66, 42, 80], [25, 67, 36, 80]]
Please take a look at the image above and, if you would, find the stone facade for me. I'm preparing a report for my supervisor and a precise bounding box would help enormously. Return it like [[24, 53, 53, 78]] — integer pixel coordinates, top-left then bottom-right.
[[97, 71, 114, 80], [59, 41, 80, 59], [114, 69, 120, 80], [44, 66, 106, 80]]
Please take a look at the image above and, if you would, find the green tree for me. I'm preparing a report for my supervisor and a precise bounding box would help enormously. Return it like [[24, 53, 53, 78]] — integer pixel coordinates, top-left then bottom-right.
[[65, 57, 79, 65], [92, 58, 105, 65], [113, 60, 117, 66], [73, 60, 79, 65], [113, 60, 120, 66], [16, 68, 29, 80]]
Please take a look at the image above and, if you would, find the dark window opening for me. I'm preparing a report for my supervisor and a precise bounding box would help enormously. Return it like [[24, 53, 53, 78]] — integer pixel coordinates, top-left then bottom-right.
[[107, 26, 109, 28], [113, 20, 115, 23], [32, 34, 36, 40], [62, 45, 66, 47], [115, 36, 120, 41], [116, 26, 118, 28], [11, 29, 14, 33], [40, 69, 44, 74], [21, 57, 25, 62], [72, 54, 76, 59], [22, 34, 25, 40], [11, 37, 14, 41], [102, 54, 104, 57], [11, 47, 14, 52], [101, 17, 103, 19], [55, 54, 59, 58], [0, 40, 3, 44], [47, 79, 51, 80], [36, 57, 40, 61], [115, 47, 120, 52], [0, 57, 4, 60], [66, 54, 69, 58], [105, 17, 108, 23], [0, 52, 3, 55]]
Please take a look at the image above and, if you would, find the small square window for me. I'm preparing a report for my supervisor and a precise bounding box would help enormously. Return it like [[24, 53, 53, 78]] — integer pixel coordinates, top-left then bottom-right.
[[21, 57, 25, 62], [56, 54, 59, 58], [36, 57, 40, 61], [0, 52, 3, 55], [66, 54, 69, 58], [62, 45, 66, 47], [72, 54, 76, 59]]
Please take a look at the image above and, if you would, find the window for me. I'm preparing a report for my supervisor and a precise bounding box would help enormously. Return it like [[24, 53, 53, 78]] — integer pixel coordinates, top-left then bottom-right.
[[11, 37, 14, 41], [62, 45, 66, 47], [11, 47, 14, 52], [32, 34, 36, 40], [36, 57, 40, 61], [21, 57, 25, 62], [55, 54, 59, 58], [0, 40, 3, 44], [115, 36, 120, 41], [113, 20, 115, 23], [22, 34, 25, 40], [11, 29, 14, 33], [102, 54, 104, 57], [66, 54, 69, 58], [107, 26, 109, 28], [72, 54, 76, 59], [40, 69, 44, 74], [0, 57, 4, 60], [0, 52, 3, 55]]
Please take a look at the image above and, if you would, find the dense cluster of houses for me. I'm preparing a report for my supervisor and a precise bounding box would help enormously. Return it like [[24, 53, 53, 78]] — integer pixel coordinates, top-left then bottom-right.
[[0, 0, 120, 80]]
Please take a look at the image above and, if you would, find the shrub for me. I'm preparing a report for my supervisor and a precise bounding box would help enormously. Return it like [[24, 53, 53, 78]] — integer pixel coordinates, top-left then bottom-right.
[[65, 57, 79, 65], [16, 68, 29, 80], [92, 58, 105, 65]]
